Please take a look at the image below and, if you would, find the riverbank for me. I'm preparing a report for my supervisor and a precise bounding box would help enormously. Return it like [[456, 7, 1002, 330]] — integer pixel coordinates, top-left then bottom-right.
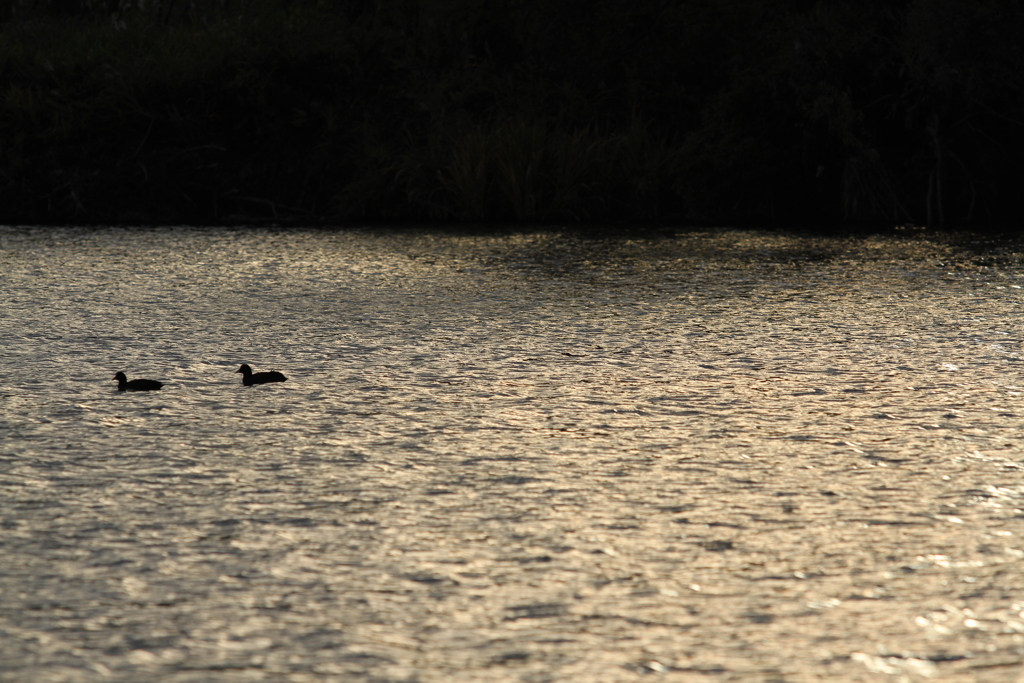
[[2, 1, 1021, 228]]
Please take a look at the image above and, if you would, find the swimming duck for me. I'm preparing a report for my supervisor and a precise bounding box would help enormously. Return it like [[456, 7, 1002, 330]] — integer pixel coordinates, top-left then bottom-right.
[[236, 364, 287, 386], [113, 371, 164, 392]]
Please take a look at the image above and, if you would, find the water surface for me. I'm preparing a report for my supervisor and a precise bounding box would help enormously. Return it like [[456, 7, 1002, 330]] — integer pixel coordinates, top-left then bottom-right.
[[2, 226, 1024, 682]]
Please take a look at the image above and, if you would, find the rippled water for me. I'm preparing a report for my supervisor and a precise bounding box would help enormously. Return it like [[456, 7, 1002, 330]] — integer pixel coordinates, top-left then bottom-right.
[[3, 226, 1024, 682]]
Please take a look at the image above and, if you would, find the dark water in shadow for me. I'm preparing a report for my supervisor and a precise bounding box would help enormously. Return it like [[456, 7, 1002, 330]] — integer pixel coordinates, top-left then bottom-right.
[[2, 226, 1024, 682]]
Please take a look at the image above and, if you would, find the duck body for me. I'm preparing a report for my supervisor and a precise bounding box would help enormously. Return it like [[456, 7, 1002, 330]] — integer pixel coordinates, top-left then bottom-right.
[[236, 364, 287, 386], [113, 371, 164, 392]]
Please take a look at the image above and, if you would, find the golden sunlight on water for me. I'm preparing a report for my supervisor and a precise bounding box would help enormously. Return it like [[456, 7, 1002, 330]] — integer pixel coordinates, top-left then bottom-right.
[[2, 226, 1024, 681]]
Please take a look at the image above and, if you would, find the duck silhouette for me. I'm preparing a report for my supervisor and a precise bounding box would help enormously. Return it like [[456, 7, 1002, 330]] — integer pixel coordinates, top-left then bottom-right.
[[113, 372, 164, 392], [236, 364, 287, 386]]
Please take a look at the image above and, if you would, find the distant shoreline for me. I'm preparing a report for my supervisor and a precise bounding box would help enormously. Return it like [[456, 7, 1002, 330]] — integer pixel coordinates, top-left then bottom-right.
[[2, 1, 1020, 230]]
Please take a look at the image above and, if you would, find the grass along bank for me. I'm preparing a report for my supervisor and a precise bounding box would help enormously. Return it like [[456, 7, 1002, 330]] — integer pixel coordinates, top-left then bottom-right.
[[2, 1, 1021, 228]]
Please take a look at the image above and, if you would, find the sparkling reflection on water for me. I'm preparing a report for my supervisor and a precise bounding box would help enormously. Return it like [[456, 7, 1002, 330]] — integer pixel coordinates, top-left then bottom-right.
[[2, 226, 1024, 682]]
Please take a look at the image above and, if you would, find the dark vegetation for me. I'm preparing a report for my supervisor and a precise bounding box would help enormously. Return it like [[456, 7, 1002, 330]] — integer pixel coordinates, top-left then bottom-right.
[[1, 0, 1021, 228]]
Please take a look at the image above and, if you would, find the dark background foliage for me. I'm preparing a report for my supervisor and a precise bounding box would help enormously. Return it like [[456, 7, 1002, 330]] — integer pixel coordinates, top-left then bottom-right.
[[1, 0, 1021, 228]]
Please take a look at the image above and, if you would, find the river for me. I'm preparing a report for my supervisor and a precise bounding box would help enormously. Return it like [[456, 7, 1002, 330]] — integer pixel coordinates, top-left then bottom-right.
[[2, 226, 1024, 682]]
